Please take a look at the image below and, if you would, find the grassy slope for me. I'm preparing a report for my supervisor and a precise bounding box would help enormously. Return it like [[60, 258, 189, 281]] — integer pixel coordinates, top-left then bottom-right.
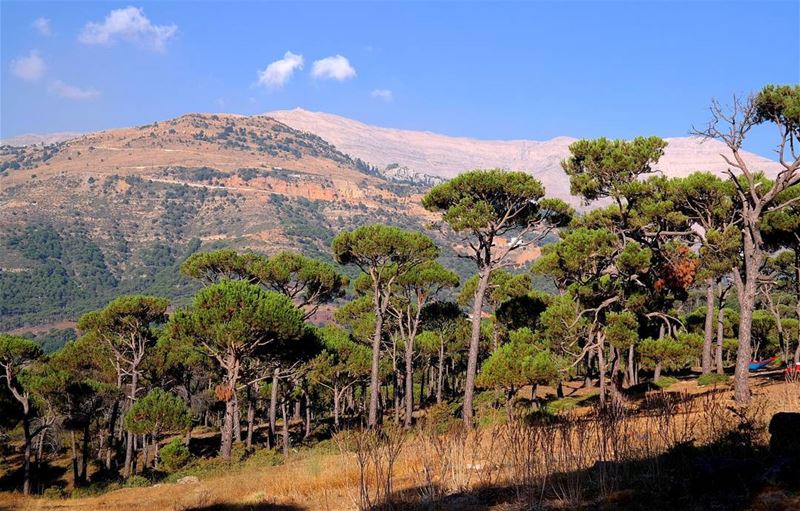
[[2, 372, 798, 511]]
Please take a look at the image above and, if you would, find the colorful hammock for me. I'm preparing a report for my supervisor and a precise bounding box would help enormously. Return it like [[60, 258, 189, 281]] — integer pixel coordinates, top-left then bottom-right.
[[749, 356, 778, 371]]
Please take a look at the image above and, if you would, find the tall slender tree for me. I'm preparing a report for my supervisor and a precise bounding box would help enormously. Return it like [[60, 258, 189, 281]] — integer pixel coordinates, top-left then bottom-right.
[[423, 169, 572, 425], [692, 84, 800, 404], [389, 261, 458, 427], [332, 224, 439, 427], [165, 279, 307, 460], [0, 335, 44, 495], [666, 172, 736, 374], [77, 295, 169, 477]]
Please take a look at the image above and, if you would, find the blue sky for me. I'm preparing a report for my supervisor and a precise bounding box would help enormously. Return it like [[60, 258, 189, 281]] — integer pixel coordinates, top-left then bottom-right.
[[1, 1, 798, 156]]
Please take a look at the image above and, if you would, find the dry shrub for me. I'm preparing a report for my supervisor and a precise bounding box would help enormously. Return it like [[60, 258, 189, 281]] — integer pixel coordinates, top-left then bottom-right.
[[334, 424, 405, 510]]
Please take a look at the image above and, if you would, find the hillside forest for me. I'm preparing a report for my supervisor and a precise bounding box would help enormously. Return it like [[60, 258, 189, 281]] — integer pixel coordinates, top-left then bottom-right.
[[1, 85, 799, 509]]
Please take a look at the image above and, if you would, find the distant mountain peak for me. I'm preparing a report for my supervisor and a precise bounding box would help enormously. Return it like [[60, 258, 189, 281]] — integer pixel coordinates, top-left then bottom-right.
[[1, 131, 83, 147], [266, 109, 780, 206]]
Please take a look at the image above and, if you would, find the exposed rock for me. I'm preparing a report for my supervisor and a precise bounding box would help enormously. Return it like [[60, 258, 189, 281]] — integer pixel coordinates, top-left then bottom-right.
[[176, 475, 200, 485], [268, 108, 781, 207]]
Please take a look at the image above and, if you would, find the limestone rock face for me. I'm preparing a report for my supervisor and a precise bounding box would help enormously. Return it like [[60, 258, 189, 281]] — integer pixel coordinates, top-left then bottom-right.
[[268, 108, 781, 207]]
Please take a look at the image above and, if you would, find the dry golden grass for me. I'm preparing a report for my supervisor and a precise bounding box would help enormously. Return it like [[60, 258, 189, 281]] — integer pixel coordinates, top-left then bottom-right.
[[2, 373, 798, 511]]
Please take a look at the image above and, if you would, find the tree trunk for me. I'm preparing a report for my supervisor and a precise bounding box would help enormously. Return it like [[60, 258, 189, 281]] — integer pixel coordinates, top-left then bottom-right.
[[716, 298, 726, 374], [71, 431, 79, 486], [142, 435, 149, 469], [654, 361, 662, 382], [81, 423, 90, 483], [702, 278, 715, 374], [404, 332, 415, 428], [246, 384, 255, 449], [281, 402, 289, 457], [105, 401, 118, 470], [304, 394, 312, 440], [368, 290, 385, 428], [220, 357, 240, 461], [233, 393, 242, 443], [269, 369, 279, 446], [734, 235, 760, 406], [123, 371, 138, 477], [464, 268, 491, 425], [597, 332, 607, 406], [627, 344, 637, 386], [393, 367, 400, 425], [794, 300, 800, 365], [154, 437, 160, 470], [333, 385, 341, 428], [436, 339, 445, 404], [220, 396, 235, 461], [22, 415, 31, 495]]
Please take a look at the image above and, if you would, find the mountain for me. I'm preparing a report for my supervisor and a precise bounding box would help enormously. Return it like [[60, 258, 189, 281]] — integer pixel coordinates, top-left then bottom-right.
[[0, 109, 782, 331], [1, 131, 83, 147], [0, 113, 461, 330], [268, 108, 782, 205]]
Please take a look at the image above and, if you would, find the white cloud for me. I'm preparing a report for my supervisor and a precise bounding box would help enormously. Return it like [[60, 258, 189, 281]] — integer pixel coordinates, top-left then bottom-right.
[[49, 80, 100, 100], [371, 89, 393, 102], [79, 6, 177, 51], [257, 51, 304, 88], [10, 51, 46, 81], [32, 18, 52, 36], [311, 55, 356, 81]]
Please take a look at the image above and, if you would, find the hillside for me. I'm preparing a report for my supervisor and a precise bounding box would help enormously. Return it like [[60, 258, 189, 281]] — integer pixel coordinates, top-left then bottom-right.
[[0, 113, 456, 331], [0, 110, 782, 332], [268, 108, 782, 205]]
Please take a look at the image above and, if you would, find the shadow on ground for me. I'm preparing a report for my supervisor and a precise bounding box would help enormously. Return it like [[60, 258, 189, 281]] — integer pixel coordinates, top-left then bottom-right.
[[184, 505, 305, 511], [366, 431, 800, 511]]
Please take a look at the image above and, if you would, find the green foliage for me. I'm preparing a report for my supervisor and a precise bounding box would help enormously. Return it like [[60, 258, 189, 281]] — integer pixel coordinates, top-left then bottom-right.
[[0, 334, 43, 367], [77, 295, 169, 359], [332, 224, 439, 276], [21, 328, 76, 354], [159, 438, 192, 472], [251, 251, 349, 310], [422, 402, 458, 434], [562, 137, 667, 204], [654, 376, 679, 388], [698, 373, 730, 387], [181, 249, 261, 283], [422, 169, 572, 233], [458, 270, 529, 308], [166, 279, 307, 362], [0, 224, 119, 328], [477, 337, 559, 392], [603, 311, 639, 349], [42, 486, 68, 499], [638, 333, 700, 372], [334, 295, 376, 343], [308, 325, 371, 388], [755, 84, 800, 131], [124, 388, 191, 437], [533, 227, 617, 287], [543, 392, 598, 415], [123, 475, 151, 488]]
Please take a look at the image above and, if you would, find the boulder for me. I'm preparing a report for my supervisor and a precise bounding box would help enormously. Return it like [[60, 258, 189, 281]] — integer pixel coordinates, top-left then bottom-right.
[[176, 476, 200, 485], [768, 412, 800, 455]]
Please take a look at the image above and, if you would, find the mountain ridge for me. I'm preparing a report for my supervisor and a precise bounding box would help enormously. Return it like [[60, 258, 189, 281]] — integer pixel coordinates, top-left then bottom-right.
[[266, 108, 782, 204]]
